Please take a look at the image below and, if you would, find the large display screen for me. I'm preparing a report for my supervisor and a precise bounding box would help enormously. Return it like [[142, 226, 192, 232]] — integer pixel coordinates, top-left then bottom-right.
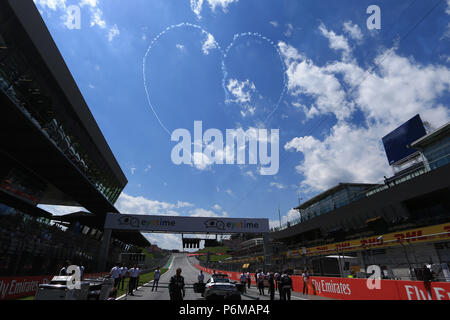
[[382, 114, 427, 165]]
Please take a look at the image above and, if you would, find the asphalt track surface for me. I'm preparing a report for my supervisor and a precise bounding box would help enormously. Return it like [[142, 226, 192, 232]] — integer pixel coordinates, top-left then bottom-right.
[[120, 253, 332, 301]]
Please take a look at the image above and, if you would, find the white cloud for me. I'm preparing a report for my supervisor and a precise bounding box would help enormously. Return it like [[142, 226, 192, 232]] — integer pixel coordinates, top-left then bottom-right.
[[201, 33, 217, 55], [144, 164, 152, 172], [318, 23, 351, 59], [190, 208, 222, 217], [225, 189, 233, 196], [190, 0, 239, 19], [190, 0, 204, 18], [284, 23, 294, 37], [34, 0, 66, 11], [447, 0, 450, 15], [79, 0, 98, 7], [280, 29, 450, 193], [227, 79, 256, 104], [143, 233, 181, 251], [279, 41, 353, 121], [269, 209, 299, 229], [176, 44, 185, 51], [90, 7, 106, 28], [108, 24, 120, 41], [192, 152, 213, 170], [270, 21, 278, 28], [115, 193, 180, 216], [244, 170, 257, 180], [270, 182, 286, 189], [343, 21, 363, 41], [176, 201, 195, 208], [212, 204, 222, 211], [130, 167, 136, 175]]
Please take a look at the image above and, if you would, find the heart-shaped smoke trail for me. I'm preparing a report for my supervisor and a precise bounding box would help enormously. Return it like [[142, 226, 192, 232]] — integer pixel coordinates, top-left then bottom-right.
[[143, 22, 287, 135]]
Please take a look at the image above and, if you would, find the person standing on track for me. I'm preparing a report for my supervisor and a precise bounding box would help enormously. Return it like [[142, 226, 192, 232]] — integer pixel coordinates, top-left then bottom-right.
[[152, 266, 161, 292], [268, 272, 275, 300], [240, 272, 247, 293], [257, 270, 265, 296], [302, 270, 310, 295], [135, 267, 141, 291], [274, 272, 280, 292], [110, 263, 121, 288], [128, 265, 139, 296], [119, 264, 128, 290], [198, 270, 204, 283], [280, 271, 292, 300], [246, 271, 251, 289], [169, 268, 185, 301]]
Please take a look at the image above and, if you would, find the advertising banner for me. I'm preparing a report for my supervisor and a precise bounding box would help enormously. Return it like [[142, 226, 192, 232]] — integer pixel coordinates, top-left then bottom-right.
[[288, 222, 450, 257], [105, 213, 269, 234], [193, 264, 450, 300], [0, 275, 52, 300]]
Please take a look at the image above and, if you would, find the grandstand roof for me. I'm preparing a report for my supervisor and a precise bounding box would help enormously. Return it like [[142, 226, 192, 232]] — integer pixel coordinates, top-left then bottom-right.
[[294, 183, 380, 211]]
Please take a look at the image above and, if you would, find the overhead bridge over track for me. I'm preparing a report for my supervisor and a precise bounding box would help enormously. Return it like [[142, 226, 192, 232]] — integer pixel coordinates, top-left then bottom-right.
[[99, 213, 270, 270]]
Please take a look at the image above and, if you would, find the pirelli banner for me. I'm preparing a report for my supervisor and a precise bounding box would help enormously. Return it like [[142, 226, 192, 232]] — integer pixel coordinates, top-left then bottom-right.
[[288, 222, 450, 257], [104, 213, 269, 234]]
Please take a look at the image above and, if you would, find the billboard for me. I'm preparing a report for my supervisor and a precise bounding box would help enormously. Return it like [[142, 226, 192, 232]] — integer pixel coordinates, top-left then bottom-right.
[[382, 114, 427, 165], [104, 213, 269, 234]]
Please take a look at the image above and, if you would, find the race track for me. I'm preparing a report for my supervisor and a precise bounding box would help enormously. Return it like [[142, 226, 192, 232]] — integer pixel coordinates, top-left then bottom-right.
[[120, 253, 332, 301]]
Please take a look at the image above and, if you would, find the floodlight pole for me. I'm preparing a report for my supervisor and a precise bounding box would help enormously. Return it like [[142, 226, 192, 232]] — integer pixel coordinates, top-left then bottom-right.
[[263, 232, 271, 271]]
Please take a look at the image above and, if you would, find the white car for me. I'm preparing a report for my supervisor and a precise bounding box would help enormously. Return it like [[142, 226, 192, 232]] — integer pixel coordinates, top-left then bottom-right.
[[203, 274, 241, 300]]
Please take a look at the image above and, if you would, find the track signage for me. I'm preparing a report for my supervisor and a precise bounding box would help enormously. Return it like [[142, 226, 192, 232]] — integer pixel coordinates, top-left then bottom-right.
[[104, 213, 269, 234]]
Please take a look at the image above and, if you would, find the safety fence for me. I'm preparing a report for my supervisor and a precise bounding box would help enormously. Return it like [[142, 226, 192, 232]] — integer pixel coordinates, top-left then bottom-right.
[[193, 264, 450, 300]]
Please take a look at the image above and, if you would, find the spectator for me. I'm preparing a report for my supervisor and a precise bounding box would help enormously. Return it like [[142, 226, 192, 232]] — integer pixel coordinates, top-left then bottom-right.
[[246, 272, 251, 289]]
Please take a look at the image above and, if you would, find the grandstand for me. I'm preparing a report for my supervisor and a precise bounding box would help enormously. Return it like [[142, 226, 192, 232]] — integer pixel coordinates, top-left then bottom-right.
[[0, 0, 150, 279]]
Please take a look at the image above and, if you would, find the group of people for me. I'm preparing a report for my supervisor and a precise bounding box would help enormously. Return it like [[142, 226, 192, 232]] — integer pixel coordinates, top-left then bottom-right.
[[110, 263, 142, 296], [238, 269, 311, 300]]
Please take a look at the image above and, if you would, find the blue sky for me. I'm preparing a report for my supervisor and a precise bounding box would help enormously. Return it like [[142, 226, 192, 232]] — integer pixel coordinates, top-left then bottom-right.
[[35, 0, 450, 249]]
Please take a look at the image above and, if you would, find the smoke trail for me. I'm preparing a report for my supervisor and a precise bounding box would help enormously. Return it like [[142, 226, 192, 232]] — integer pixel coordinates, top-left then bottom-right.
[[143, 23, 287, 135]]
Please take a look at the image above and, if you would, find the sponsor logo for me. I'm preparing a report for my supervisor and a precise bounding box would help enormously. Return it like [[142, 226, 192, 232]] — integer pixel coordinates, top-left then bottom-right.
[[118, 216, 140, 228], [204, 219, 225, 230], [312, 279, 352, 296]]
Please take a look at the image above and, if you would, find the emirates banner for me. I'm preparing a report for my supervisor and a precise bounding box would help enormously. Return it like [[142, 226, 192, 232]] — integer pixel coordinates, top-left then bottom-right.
[[193, 264, 450, 300]]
